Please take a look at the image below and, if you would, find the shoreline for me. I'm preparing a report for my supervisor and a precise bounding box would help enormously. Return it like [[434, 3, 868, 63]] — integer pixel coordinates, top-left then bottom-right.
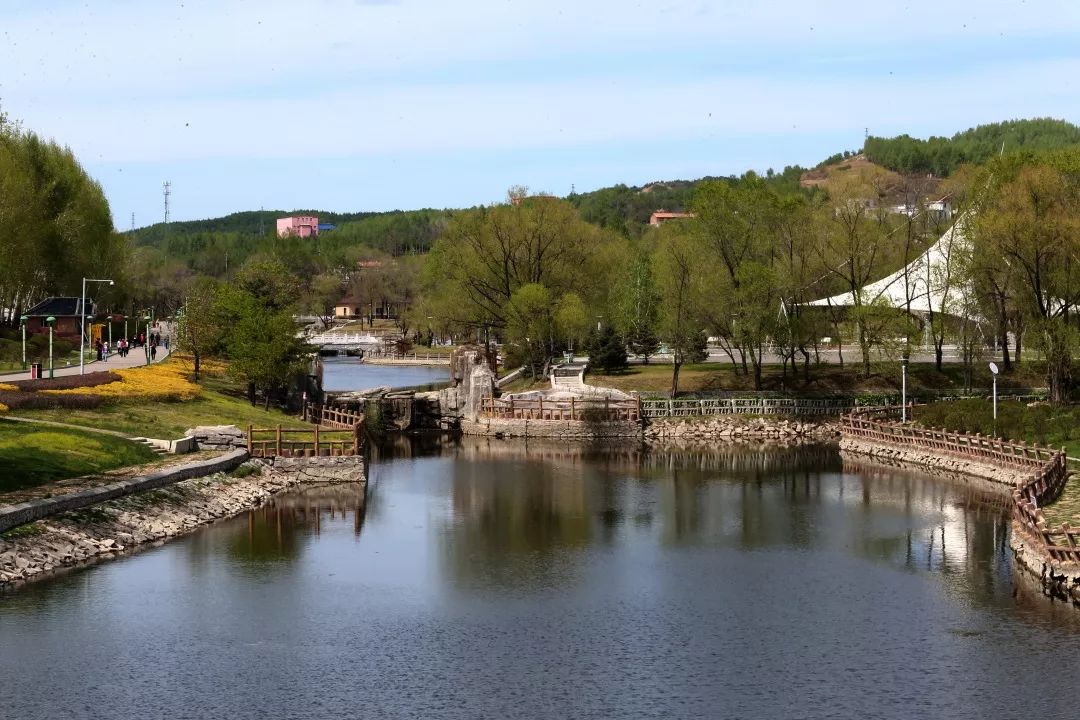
[[0, 458, 364, 590]]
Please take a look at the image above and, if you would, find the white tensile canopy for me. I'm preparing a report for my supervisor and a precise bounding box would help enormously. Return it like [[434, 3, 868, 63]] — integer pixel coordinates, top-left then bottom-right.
[[806, 218, 972, 317]]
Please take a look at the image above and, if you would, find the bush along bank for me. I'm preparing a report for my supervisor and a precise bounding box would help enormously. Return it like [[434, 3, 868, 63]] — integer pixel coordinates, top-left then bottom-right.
[[0, 456, 364, 588]]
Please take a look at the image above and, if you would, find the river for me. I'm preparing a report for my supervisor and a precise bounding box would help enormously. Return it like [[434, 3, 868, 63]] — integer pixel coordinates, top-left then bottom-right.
[[321, 356, 450, 392], [3, 436, 1080, 719]]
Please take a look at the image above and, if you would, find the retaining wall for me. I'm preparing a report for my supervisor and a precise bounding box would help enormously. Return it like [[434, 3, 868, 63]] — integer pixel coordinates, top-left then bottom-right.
[[461, 417, 641, 439], [0, 449, 249, 533], [646, 416, 839, 442]]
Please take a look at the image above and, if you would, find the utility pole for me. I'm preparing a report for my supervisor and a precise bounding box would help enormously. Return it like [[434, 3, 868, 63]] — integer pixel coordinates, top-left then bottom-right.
[[130, 212, 135, 233], [163, 181, 172, 224]]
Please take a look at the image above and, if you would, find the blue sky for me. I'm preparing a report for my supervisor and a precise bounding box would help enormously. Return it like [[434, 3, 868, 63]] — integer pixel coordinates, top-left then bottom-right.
[[2, 0, 1079, 226]]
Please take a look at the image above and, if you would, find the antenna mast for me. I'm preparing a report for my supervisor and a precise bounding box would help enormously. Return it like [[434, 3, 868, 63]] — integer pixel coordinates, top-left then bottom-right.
[[163, 181, 172, 224]]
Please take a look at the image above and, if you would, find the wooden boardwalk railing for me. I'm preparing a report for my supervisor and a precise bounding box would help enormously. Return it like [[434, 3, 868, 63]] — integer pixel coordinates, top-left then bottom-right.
[[303, 402, 364, 429], [842, 408, 1077, 565], [247, 424, 362, 458], [640, 397, 854, 418], [480, 396, 641, 422]]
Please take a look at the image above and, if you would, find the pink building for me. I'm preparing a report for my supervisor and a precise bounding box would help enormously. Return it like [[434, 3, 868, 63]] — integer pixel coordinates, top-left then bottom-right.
[[276, 215, 319, 238], [648, 210, 695, 226]]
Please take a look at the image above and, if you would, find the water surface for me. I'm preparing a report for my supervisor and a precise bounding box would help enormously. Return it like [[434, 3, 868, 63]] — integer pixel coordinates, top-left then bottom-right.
[[321, 356, 449, 392], [2, 440, 1078, 719]]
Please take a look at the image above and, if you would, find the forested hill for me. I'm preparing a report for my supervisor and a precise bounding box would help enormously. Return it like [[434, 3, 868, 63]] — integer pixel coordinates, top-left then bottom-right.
[[861, 118, 1080, 176], [566, 165, 806, 235], [131, 209, 384, 245]]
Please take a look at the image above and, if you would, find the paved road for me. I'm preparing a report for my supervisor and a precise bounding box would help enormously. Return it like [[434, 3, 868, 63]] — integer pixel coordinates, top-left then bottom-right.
[[0, 345, 172, 381]]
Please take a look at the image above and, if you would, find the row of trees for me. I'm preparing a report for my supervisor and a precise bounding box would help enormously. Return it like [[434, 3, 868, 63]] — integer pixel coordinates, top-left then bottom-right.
[[0, 110, 129, 324]]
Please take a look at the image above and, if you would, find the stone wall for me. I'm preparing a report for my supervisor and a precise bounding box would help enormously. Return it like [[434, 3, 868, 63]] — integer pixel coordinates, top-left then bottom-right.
[[0, 456, 369, 588], [0, 449, 249, 534], [461, 417, 642, 439], [838, 436, 1030, 490], [265, 456, 366, 483], [644, 415, 839, 442], [185, 425, 247, 451]]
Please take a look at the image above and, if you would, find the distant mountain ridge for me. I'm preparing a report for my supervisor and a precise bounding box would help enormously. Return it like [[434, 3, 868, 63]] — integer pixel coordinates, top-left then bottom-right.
[[131, 117, 1080, 244]]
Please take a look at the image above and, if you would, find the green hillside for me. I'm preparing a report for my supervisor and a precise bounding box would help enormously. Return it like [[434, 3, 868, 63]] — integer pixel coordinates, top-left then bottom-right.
[[862, 118, 1080, 176]]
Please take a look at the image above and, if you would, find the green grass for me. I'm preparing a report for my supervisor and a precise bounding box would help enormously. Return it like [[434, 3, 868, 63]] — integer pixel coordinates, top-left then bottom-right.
[[15, 374, 314, 439], [0, 420, 160, 492], [504, 361, 1047, 397]]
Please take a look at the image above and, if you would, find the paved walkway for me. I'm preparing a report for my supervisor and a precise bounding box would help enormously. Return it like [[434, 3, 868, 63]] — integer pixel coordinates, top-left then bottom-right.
[[0, 346, 172, 381]]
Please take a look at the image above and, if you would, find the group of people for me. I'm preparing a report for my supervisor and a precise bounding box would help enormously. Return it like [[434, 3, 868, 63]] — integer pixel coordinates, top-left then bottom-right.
[[93, 331, 169, 362]]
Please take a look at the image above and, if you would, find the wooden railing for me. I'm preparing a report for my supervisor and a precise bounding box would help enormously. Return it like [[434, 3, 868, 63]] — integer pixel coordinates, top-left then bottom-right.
[[842, 412, 1057, 469], [1012, 455, 1078, 564], [480, 396, 641, 422], [247, 424, 362, 458], [303, 402, 364, 429], [640, 396, 855, 419], [842, 408, 1077, 565]]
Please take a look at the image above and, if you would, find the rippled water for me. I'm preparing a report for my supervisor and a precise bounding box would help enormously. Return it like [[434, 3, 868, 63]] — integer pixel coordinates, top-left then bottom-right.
[[321, 356, 450, 392], [3, 439, 1080, 719]]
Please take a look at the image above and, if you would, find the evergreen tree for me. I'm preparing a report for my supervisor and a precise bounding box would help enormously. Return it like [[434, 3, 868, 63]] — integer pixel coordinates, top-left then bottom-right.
[[586, 325, 628, 374]]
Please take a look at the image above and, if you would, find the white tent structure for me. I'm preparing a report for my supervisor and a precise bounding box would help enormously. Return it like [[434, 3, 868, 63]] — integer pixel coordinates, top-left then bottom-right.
[[806, 217, 973, 318]]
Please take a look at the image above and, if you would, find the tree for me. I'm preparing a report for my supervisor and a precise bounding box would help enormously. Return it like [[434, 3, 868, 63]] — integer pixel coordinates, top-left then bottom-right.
[[554, 292, 590, 357], [970, 154, 1080, 403], [815, 165, 900, 377], [585, 325, 628, 374], [654, 226, 708, 396], [616, 252, 661, 363], [176, 277, 224, 380], [504, 283, 555, 378], [421, 194, 609, 333]]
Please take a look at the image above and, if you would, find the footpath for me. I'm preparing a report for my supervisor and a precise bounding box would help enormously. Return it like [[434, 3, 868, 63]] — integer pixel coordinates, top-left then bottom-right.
[[1, 346, 172, 381]]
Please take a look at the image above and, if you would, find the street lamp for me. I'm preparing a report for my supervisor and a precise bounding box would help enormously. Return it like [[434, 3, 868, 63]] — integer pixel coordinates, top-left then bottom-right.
[[123, 315, 129, 343], [143, 313, 152, 365], [80, 277, 114, 375], [900, 355, 909, 423], [45, 316, 56, 378], [989, 361, 999, 438], [19, 315, 28, 370]]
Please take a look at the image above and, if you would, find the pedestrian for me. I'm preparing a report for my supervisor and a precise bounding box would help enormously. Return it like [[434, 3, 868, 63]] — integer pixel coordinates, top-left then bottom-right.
[[150, 342, 157, 361], [103, 340, 110, 362], [164, 336, 170, 351]]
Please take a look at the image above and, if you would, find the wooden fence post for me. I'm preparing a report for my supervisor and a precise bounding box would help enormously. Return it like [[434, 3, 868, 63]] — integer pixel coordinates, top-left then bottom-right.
[[571, 396, 576, 421], [314, 424, 320, 456], [276, 424, 282, 456], [247, 424, 253, 455]]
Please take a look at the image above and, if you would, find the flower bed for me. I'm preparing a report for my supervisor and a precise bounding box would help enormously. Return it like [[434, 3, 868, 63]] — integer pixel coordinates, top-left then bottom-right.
[[41, 363, 201, 402], [10, 372, 121, 392]]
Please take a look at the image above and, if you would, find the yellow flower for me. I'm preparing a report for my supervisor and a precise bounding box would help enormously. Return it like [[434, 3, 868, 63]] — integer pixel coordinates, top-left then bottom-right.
[[0, 383, 16, 391], [42, 362, 202, 402], [0, 402, 8, 413]]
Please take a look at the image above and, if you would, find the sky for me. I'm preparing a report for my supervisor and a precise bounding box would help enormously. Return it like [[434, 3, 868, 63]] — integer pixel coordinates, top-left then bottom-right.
[[2, 0, 1080, 227]]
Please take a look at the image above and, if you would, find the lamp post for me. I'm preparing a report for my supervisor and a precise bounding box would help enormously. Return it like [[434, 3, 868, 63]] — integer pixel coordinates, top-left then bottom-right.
[[989, 361, 999, 438], [19, 315, 28, 370], [46, 316, 56, 378], [144, 313, 152, 365], [80, 277, 114, 375], [123, 315, 129, 343], [901, 355, 909, 423]]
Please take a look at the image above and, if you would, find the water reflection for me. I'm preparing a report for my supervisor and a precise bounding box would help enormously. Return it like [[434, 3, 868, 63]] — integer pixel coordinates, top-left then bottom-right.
[[8, 439, 1080, 720]]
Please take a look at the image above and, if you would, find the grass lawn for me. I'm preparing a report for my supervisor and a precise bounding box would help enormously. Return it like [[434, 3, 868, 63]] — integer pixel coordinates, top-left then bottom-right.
[[0, 419, 159, 493], [16, 374, 314, 439], [503, 361, 1047, 397]]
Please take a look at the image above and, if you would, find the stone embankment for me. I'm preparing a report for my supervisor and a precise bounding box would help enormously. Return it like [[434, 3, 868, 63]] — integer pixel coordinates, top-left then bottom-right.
[[460, 417, 642, 439], [838, 437, 1030, 489], [0, 456, 364, 588], [644, 416, 839, 442]]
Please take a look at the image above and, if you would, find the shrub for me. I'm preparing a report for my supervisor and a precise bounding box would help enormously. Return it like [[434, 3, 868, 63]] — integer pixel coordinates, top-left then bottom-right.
[[0, 390, 103, 410], [11, 371, 121, 391]]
